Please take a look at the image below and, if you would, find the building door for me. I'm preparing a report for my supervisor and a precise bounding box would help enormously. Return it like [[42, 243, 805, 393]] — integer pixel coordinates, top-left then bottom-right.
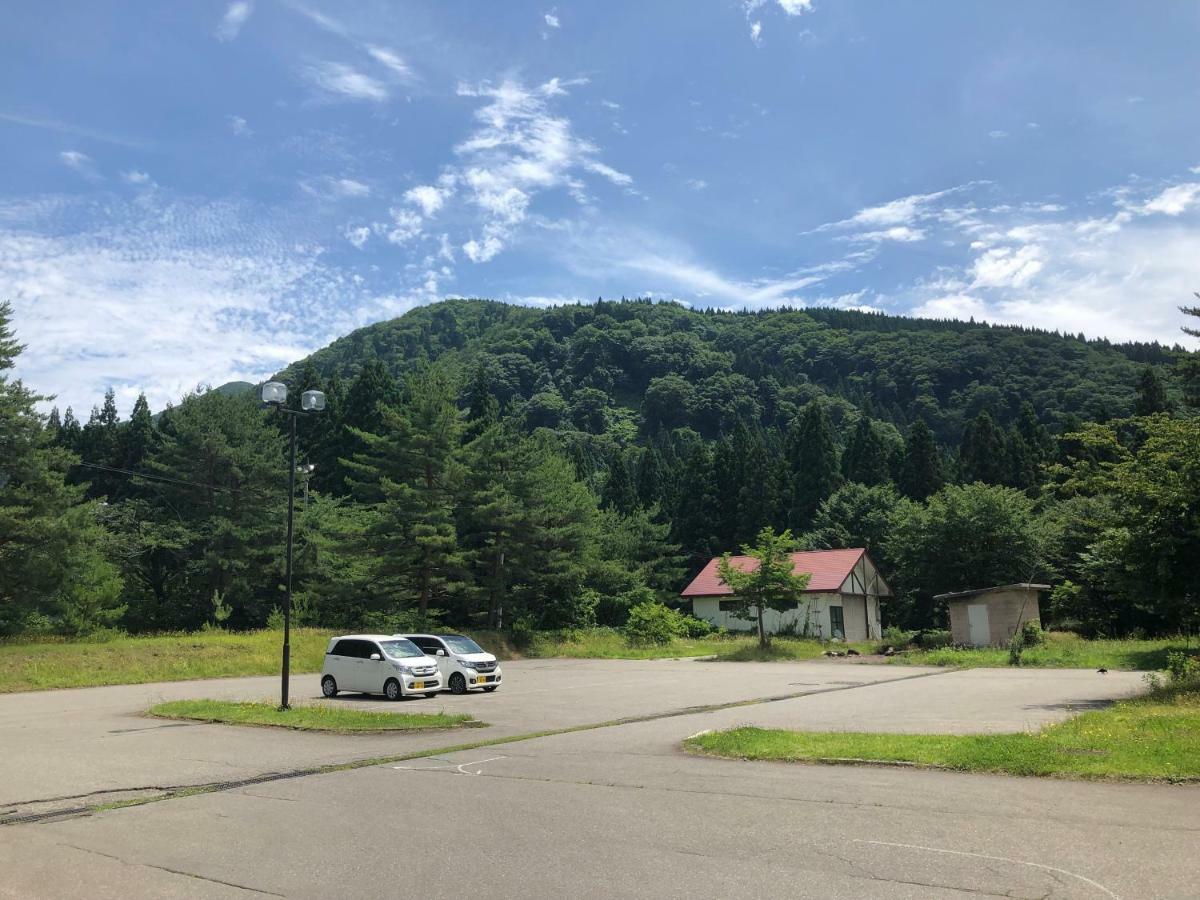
[[966, 604, 990, 646], [829, 605, 845, 640]]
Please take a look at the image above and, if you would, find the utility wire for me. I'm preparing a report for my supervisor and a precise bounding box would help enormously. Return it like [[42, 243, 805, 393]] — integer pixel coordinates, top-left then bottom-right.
[[73, 461, 276, 498]]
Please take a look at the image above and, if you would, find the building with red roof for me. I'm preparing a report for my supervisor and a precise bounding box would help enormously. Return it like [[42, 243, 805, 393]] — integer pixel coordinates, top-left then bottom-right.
[[680, 548, 892, 640]]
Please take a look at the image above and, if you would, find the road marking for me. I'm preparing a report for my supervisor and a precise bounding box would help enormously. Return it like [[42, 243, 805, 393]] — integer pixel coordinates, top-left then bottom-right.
[[392, 756, 507, 777], [854, 839, 1121, 900]]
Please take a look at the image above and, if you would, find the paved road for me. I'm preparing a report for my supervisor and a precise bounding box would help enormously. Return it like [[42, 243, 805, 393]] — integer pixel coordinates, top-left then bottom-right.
[[0, 660, 1142, 816], [3, 661, 1188, 899]]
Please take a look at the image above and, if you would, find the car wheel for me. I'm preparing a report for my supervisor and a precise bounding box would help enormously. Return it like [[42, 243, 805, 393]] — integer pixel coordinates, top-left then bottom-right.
[[483, 686, 498, 693], [384, 678, 403, 701], [449, 673, 468, 695], [321, 675, 338, 698]]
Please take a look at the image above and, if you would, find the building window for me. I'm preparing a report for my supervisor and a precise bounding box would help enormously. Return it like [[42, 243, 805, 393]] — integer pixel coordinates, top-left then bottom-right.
[[829, 605, 845, 639], [718, 600, 741, 612]]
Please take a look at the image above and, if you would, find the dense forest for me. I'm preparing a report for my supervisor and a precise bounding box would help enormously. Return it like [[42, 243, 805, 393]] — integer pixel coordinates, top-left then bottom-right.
[[3, 298, 1198, 639]]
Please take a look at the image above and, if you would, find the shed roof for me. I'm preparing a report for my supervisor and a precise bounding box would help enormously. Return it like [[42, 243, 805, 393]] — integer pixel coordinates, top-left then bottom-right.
[[933, 583, 1051, 602], [681, 548, 873, 598]]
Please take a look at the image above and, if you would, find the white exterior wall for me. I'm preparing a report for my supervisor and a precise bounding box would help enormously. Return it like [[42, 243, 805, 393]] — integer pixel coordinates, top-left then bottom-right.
[[691, 593, 859, 639]]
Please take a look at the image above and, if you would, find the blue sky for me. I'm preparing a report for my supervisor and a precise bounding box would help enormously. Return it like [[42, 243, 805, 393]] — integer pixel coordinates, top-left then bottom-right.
[[2, 1, 1199, 413]]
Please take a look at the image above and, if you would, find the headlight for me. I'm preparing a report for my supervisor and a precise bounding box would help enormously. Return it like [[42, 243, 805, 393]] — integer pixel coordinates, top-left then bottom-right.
[[459, 659, 476, 669]]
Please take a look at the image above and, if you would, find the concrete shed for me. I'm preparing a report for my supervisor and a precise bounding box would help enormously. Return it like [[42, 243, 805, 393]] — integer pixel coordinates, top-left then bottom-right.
[[936, 584, 1048, 647]]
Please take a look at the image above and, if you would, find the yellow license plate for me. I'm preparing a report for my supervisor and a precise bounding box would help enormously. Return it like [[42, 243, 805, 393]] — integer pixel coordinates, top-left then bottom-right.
[[412, 681, 424, 690]]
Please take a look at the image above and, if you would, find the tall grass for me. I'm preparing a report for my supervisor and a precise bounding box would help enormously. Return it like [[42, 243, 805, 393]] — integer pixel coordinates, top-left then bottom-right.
[[892, 632, 1193, 670]]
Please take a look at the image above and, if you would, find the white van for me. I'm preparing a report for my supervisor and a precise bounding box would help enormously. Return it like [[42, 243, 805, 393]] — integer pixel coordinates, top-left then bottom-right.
[[401, 633, 503, 694], [321, 634, 441, 700]]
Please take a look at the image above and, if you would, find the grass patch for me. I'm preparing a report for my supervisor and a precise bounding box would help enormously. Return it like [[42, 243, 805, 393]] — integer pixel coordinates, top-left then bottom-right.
[[0, 629, 336, 693], [517, 628, 750, 660], [711, 638, 876, 662], [890, 632, 1194, 671], [147, 699, 475, 733], [684, 682, 1200, 782]]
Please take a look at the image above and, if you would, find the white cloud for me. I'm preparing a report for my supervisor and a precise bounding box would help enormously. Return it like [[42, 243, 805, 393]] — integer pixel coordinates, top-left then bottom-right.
[[447, 77, 632, 263], [405, 183, 452, 216], [228, 115, 251, 136], [1138, 182, 1200, 216], [303, 61, 388, 102], [59, 151, 100, 179], [366, 45, 413, 80], [216, 2, 253, 41], [970, 243, 1043, 288], [776, 0, 814, 13], [687, 179, 709, 191], [988, 130, 1009, 139], [300, 177, 370, 200], [122, 170, 153, 186], [849, 225, 925, 243], [824, 186, 964, 231], [750, 20, 763, 44], [544, 10, 560, 28], [385, 208, 423, 244], [344, 225, 371, 248]]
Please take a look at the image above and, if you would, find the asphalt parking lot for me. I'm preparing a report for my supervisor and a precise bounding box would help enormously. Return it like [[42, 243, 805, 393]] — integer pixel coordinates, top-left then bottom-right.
[[3, 659, 1193, 899]]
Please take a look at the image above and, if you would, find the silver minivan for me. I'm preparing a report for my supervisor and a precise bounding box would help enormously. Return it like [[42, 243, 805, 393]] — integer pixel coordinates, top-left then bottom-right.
[[321, 634, 441, 700]]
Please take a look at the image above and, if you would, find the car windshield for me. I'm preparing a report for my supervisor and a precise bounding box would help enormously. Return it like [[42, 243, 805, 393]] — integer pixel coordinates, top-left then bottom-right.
[[442, 635, 484, 655], [379, 639, 424, 659]]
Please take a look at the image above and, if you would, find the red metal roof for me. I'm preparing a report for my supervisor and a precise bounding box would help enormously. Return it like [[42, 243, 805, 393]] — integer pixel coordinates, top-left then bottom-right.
[[680, 548, 868, 597]]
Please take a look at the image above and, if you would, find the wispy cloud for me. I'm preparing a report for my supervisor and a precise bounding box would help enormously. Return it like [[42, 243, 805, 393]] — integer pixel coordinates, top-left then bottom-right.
[[366, 45, 414, 80], [303, 61, 389, 102], [0, 112, 144, 148], [228, 115, 252, 136], [59, 150, 100, 179], [300, 176, 371, 199], [445, 76, 632, 262], [216, 1, 254, 42]]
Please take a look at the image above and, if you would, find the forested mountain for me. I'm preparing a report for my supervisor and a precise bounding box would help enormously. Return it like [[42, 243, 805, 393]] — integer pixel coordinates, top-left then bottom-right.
[[282, 298, 1183, 444], [12, 298, 1200, 639]]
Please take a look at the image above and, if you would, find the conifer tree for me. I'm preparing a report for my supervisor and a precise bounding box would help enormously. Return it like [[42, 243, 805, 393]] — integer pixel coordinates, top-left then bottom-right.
[[842, 416, 891, 486], [959, 410, 1009, 484], [898, 418, 942, 500], [783, 402, 841, 531], [1133, 366, 1170, 416], [0, 301, 124, 634]]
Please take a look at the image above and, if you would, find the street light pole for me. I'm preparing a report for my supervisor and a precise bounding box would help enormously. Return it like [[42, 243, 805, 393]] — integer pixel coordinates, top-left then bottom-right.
[[261, 381, 325, 711], [282, 412, 297, 710]]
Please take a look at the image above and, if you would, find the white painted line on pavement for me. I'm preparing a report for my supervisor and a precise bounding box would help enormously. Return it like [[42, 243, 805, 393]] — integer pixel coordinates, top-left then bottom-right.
[[855, 839, 1120, 900]]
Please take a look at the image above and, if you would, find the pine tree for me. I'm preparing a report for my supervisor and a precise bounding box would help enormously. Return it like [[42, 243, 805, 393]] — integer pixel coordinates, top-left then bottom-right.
[[898, 418, 942, 500], [330, 361, 400, 495], [0, 301, 124, 635], [959, 410, 1009, 484], [635, 446, 664, 508], [842, 416, 891, 486], [59, 407, 82, 450], [783, 403, 841, 531], [346, 369, 463, 617], [601, 449, 638, 515], [1133, 366, 1170, 416], [462, 362, 499, 442], [732, 424, 775, 545], [459, 422, 523, 628], [117, 394, 157, 499], [78, 388, 122, 498]]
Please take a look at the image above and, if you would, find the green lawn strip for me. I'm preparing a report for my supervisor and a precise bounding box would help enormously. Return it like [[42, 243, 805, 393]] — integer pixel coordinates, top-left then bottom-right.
[[683, 685, 1200, 782], [888, 634, 1195, 671], [147, 699, 476, 733], [709, 638, 876, 662], [0, 629, 334, 693]]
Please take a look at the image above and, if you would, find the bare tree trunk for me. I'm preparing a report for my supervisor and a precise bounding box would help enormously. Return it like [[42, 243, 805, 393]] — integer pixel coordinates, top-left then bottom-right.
[[757, 604, 767, 649]]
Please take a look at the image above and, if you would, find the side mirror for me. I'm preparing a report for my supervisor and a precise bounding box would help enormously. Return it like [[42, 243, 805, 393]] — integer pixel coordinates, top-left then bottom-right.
[[370, 653, 381, 661], [436, 649, 446, 657]]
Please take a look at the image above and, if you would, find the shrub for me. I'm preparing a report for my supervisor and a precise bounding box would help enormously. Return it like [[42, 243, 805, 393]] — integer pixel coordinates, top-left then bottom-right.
[[508, 617, 537, 651], [914, 629, 952, 650], [676, 615, 715, 638], [882, 625, 916, 647], [1020, 620, 1044, 648], [624, 601, 683, 646], [360, 608, 445, 635], [1166, 650, 1200, 684]]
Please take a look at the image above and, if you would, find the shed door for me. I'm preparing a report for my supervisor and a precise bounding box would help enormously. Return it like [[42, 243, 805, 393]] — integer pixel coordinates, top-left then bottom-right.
[[966, 604, 990, 646]]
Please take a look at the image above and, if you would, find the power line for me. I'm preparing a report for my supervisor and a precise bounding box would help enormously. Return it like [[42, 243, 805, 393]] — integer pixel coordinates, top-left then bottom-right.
[[74, 461, 275, 498]]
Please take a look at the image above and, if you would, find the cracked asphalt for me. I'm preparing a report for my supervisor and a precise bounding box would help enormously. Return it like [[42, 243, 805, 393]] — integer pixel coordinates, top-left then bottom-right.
[[3, 658, 1193, 898]]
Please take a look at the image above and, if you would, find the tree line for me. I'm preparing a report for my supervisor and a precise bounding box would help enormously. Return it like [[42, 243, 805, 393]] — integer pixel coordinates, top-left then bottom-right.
[[3, 298, 1198, 639]]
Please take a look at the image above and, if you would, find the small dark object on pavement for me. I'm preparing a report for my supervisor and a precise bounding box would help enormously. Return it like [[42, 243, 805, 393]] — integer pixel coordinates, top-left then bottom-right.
[[882, 646, 895, 656], [1098, 667, 1108, 674], [846, 648, 860, 656]]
